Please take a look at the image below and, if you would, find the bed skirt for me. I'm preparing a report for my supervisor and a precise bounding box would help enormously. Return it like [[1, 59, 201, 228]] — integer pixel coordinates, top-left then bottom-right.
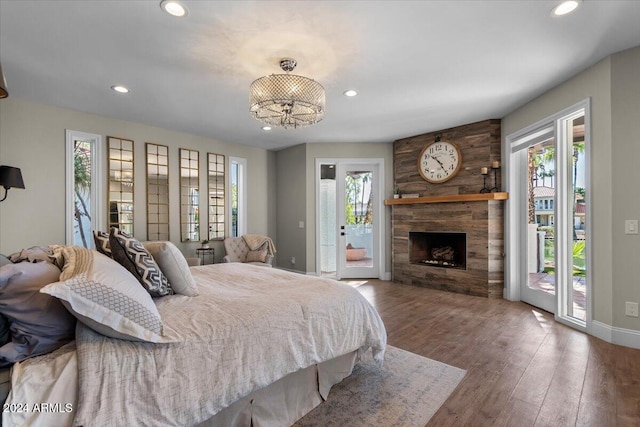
[[199, 350, 358, 427]]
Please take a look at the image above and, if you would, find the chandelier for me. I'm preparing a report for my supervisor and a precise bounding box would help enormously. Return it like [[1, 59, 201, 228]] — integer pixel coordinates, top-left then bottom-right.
[[249, 58, 325, 129]]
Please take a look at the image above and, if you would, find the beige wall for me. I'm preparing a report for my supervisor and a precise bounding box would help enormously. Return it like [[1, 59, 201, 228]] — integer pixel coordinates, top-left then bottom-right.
[[611, 47, 640, 330], [0, 98, 275, 261], [502, 46, 640, 331], [275, 144, 307, 271]]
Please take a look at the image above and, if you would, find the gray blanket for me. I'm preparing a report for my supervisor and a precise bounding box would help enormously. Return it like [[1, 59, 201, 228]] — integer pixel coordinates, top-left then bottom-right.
[[73, 264, 386, 426]]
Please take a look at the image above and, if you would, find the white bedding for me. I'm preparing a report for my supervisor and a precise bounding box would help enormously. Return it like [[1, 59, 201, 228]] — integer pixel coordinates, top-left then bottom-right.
[[70, 263, 387, 426], [3, 341, 77, 427]]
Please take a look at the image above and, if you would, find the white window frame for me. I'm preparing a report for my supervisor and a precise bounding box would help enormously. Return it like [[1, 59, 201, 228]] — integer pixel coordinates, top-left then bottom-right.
[[65, 130, 104, 247], [504, 98, 592, 333]]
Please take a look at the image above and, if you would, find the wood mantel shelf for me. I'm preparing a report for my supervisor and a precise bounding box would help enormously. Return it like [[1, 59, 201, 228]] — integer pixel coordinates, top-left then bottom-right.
[[384, 192, 508, 206]]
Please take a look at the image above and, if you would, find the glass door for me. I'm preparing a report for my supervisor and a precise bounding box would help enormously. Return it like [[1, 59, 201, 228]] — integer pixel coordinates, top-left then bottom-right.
[[512, 126, 556, 313], [508, 102, 589, 327], [336, 163, 379, 279]]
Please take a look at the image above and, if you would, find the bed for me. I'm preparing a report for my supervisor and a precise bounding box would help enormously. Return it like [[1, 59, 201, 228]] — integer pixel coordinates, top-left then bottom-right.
[[1, 242, 387, 427]]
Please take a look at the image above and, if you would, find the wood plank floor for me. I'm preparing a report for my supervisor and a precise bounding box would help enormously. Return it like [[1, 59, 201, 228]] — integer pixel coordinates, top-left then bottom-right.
[[353, 280, 640, 427]]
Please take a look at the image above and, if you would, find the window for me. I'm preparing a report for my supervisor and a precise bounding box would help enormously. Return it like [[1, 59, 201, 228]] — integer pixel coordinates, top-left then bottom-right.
[[66, 130, 103, 248], [229, 157, 246, 237], [207, 153, 225, 240]]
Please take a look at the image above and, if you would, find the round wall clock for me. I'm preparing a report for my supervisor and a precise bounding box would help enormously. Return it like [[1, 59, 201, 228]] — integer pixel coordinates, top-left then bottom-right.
[[417, 140, 462, 183]]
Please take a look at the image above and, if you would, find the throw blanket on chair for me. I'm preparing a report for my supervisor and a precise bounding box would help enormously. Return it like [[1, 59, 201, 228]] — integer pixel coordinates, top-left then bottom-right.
[[243, 234, 276, 256]]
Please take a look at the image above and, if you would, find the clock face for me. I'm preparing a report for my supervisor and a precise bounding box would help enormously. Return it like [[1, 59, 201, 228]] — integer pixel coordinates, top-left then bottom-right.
[[418, 141, 462, 183]]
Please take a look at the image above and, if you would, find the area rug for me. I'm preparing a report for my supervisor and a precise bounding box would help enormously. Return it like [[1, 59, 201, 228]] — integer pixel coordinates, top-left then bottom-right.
[[294, 345, 466, 426]]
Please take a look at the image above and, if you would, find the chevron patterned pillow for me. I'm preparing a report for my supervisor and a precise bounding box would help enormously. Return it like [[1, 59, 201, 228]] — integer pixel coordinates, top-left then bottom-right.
[[93, 230, 111, 257], [109, 228, 174, 297]]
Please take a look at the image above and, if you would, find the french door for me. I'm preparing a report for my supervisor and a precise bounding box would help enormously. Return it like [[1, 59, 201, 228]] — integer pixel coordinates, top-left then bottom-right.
[[317, 159, 383, 280], [507, 100, 590, 329]]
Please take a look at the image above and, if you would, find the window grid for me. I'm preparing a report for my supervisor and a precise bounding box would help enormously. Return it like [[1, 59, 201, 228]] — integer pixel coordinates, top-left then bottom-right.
[[108, 137, 134, 235], [146, 143, 170, 241], [180, 148, 200, 242], [208, 153, 225, 241]]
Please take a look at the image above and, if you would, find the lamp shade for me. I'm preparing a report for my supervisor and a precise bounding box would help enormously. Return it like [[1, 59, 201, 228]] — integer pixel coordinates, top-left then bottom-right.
[[0, 166, 25, 189], [0, 63, 7, 99]]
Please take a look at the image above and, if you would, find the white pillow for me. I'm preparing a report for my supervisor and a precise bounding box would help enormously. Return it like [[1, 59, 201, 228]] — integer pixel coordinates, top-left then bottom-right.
[[41, 246, 178, 343], [142, 241, 198, 297]]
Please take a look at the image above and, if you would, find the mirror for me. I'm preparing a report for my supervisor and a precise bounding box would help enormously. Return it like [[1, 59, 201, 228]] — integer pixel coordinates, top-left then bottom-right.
[[108, 137, 134, 234], [207, 153, 225, 240], [146, 143, 170, 241], [180, 148, 200, 242]]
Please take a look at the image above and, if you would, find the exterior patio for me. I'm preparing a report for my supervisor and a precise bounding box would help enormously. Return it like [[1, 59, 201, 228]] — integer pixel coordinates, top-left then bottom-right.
[[528, 272, 586, 321]]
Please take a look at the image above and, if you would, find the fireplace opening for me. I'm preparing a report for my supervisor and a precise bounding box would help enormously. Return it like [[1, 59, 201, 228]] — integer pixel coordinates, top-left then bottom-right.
[[409, 231, 467, 270]]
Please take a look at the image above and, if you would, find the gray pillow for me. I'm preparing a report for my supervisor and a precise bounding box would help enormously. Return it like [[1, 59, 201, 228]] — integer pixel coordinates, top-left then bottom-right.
[[0, 262, 76, 367], [142, 241, 198, 297]]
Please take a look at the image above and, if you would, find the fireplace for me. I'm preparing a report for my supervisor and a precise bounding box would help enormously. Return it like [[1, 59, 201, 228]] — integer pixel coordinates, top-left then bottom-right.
[[409, 232, 467, 270]]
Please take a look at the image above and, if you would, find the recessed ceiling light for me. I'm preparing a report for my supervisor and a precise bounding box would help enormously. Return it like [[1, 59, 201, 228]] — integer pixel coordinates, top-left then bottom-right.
[[111, 85, 129, 93], [343, 89, 358, 97], [261, 126, 272, 131], [160, 0, 188, 17], [552, 0, 581, 16]]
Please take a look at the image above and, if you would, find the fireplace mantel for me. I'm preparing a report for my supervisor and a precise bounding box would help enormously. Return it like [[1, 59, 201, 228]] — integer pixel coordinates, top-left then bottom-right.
[[384, 192, 508, 206]]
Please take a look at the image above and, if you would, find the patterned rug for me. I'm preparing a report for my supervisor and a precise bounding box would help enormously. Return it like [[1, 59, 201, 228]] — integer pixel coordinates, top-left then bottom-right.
[[294, 345, 466, 426]]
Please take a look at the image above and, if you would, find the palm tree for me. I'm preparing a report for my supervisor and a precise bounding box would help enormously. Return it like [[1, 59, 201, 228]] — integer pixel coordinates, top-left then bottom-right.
[[572, 142, 585, 239], [73, 142, 92, 247], [527, 146, 554, 224]]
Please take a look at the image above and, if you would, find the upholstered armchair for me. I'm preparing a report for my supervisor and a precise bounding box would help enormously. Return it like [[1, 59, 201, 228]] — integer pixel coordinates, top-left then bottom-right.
[[222, 236, 274, 267]]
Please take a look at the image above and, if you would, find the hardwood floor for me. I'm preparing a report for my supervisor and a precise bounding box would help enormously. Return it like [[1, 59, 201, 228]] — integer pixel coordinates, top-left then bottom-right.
[[354, 280, 640, 426]]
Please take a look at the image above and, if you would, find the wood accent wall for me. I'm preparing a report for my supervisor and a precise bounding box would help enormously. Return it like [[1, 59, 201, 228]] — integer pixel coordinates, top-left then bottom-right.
[[391, 119, 504, 298]]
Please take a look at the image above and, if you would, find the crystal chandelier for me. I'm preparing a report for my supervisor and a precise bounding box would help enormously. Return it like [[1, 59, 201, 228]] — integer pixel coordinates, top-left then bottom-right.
[[249, 58, 325, 129]]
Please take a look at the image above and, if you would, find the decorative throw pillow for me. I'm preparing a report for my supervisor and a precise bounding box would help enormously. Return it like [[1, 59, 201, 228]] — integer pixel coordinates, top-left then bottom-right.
[[93, 230, 112, 257], [142, 241, 198, 297], [245, 248, 268, 263], [109, 228, 173, 297], [0, 261, 76, 367], [41, 247, 177, 343]]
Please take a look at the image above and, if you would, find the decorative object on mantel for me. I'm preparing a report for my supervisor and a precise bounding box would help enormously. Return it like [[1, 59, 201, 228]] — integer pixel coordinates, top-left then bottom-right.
[[393, 187, 400, 199], [417, 134, 462, 184], [401, 193, 420, 199], [479, 167, 491, 193], [479, 162, 500, 193], [249, 58, 325, 129], [490, 161, 501, 192], [0, 165, 25, 202]]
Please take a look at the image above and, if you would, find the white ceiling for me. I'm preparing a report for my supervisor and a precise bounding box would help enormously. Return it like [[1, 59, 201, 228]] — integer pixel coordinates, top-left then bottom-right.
[[1, 1, 639, 151]]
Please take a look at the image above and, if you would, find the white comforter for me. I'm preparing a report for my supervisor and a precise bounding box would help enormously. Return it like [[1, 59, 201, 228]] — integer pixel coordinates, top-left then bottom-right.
[[73, 264, 386, 426]]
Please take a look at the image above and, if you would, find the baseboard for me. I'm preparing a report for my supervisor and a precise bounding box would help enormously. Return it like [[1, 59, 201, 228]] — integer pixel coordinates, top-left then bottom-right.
[[592, 320, 640, 349], [380, 271, 392, 281]]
